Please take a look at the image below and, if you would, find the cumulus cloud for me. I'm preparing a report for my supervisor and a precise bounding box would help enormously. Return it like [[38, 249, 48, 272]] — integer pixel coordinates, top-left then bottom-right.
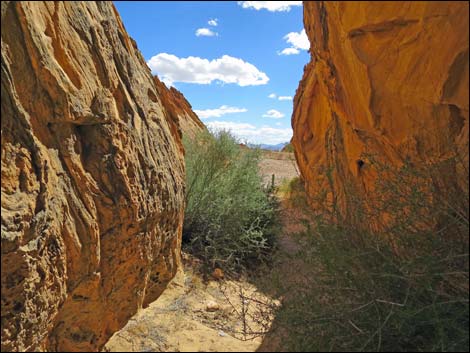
[[208, 18, 218, 26], [262, 109, 285, 119], [279, 29, 309, 55], [238, 1, 302, 12], [195, 28, 217, 37], [147, 53, 269, 86], [285, 29, 309, 50], [268, 93, 277, 99], [206, 121, 293, 144], [194, 105, 247, 119], [278, 47, 299, 55]]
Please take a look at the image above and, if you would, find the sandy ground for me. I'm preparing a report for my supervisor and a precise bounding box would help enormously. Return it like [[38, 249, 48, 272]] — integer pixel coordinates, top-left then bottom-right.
[[103, 255, 279, 352], [256, 197, 314, 352], [258, 152, 299, 187]]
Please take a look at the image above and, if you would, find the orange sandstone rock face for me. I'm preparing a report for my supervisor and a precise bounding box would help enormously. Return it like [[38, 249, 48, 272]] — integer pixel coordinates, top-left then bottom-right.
[[154, 76, 206, 139], [1, 1, 187, 351], [293, 1, 469, 218]]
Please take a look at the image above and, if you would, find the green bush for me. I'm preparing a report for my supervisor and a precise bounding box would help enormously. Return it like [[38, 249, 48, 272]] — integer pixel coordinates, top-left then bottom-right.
[[183, 130, 278, 272], [278, 177, 309, 208], [264, 155, 469, 352], [282, 143, 295, 153]]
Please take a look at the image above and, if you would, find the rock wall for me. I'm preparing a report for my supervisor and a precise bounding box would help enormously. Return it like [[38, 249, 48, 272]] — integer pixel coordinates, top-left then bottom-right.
[[293, 1, 469, 219], [154, 76, 206, 140], [1, 1, 187, 351]]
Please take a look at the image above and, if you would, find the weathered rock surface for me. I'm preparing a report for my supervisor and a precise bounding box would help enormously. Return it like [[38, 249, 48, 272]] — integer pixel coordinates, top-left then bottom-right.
[[154, 76, 206, 139], [1, 1, 187, 351], [292, 1, 469, 218]]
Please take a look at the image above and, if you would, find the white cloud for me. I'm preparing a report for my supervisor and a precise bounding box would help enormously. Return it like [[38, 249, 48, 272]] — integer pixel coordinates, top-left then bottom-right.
[[147, 53, 269, 86], [284, 29, 309, 50], [262, 109, 285, 119], [269, 93, 293, 101], [194, 105, 247, 119], [275, 122, 282, 126], [206, 121, 293, 144], [279, 29, 309, 55], [278, 47, 300, 55], [208, 18, 218, 26], [196, 28, 217, 37], [238, 1, 302, 12]]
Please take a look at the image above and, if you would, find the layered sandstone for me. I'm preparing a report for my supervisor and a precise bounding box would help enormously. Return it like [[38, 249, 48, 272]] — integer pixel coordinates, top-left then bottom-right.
[[154, 76, 206, 139], [1, 1, 187, 351], [293, 1, 469, 219]]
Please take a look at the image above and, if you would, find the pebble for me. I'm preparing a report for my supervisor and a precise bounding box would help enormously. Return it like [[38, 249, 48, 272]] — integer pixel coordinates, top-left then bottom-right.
[[212, 268, 224, 280], [205, 300, 220, 312]]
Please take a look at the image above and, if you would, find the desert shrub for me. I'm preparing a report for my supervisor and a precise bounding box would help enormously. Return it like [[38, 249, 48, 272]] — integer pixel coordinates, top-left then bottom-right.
[[278, 176, 298, 194], [277, 177, 308, 208], [282, 143, 295, 153], [263, 155, 469, 352], [183, 130, 278, 272]]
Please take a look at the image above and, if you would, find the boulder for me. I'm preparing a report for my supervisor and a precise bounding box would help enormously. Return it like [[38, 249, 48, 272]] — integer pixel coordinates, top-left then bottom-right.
[[292, 1, 469, 221], [1, 1, 188, 351]]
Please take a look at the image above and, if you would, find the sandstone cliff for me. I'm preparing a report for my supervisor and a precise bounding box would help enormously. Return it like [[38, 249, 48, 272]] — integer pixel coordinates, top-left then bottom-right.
[[1, 1, 187, 351], [293, 1, 469, 220], [154, 76, 206, 139]]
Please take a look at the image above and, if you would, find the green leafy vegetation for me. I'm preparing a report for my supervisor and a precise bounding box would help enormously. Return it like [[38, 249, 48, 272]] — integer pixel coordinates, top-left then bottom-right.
[[261, 155, 469, 352], [183, 130, 279, 273], [277, 176, 308, 209], [282, 143, 295, 153]]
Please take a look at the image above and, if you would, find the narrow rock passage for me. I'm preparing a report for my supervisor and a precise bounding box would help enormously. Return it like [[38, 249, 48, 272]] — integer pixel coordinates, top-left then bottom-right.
[[104, 151, 302, 352]]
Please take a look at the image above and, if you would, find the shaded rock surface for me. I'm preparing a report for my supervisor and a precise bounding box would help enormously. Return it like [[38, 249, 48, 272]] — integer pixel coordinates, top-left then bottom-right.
[[1, 1, 190, 351], [292, 1, 469, 218]]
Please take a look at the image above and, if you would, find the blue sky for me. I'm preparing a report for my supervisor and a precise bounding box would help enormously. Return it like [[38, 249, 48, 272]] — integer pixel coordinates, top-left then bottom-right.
[[114, 1, 309, 144]]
